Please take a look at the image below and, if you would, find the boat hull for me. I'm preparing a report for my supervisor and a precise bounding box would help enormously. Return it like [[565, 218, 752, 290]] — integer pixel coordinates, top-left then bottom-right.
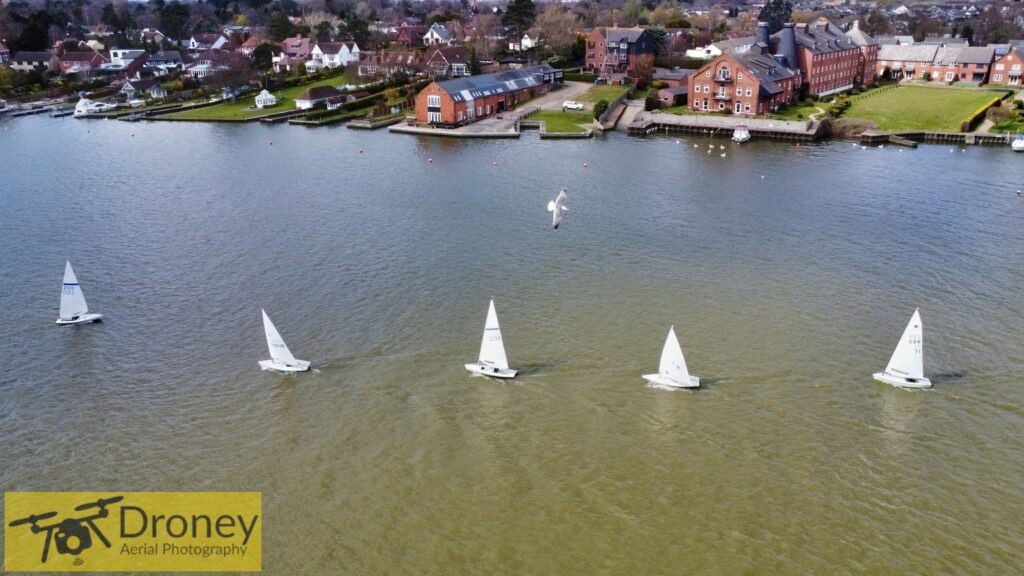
[[1012, 142, 1024, 152], [260, 359, 311, 372], [56, 313, 103, 325], [643, 373, 700, 388], [873, 372, 931, 389], [465, 363, 517, 379]]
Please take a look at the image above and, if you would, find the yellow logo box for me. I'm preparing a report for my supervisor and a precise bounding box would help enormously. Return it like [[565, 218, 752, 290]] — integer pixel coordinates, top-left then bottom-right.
[[5, 492, 261, 572]]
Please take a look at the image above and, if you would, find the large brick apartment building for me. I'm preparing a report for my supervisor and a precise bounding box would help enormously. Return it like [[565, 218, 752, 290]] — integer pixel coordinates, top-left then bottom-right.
[[772, 20, 864, 96], [415, 64, 563, 126], [687, 48, 801, 116], [584, 27, 655, 80]]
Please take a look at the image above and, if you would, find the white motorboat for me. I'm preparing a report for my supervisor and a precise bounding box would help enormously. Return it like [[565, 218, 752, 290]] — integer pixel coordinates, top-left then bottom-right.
[[1011, 134, 1024, 152], [732, 123, 751, 143], [56, 261, 103, 325], [643, 326, 700, 389], [73, 98, 117, 117]]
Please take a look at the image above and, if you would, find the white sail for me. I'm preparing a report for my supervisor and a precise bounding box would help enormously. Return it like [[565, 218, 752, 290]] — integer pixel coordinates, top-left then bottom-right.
[[262, 309, 298, 364], [658, 326, 690, 382], [884, 309, 924, 380], [478, 300, 509, 370], [59, 261, 89, 320]]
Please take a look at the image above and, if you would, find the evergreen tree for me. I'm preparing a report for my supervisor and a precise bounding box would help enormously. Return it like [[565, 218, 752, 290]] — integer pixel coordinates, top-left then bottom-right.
[[502, 0, 536, 40], [758, 0, 793, 34]]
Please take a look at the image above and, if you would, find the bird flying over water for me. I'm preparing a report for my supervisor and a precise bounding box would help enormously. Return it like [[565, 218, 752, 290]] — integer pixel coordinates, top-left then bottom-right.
[[547, 188, 568, 229]]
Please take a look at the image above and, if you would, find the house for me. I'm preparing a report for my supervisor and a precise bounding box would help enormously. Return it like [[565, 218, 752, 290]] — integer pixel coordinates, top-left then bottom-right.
[[357, 50, 425, 77], [711, 36, 758, 56], [685, 44, 724, 60], [310, 42, 360, 69], [105, 49, 150, 77], [0, 41, 10, 65], [932, 46, 994, 84], [845, 20, 879, 87], [425, 46, 470, 77], [189, 34, 229, 53], [657, 85, 688, 107], [120, 78, 167, 100], [990, 47, 1024, 86], [8, 51, 57, 73], [687, 48, 801, 115], [136, 28, 167, 45], [652, 68, 693, 88], [584, 27, 655, 80], [508, 33, 540, 52], [239, 36, 263, 57], [148, 50, 186, 75], [279, 35, 315, 60], [255, 89, 278, 108], [273, 54, 299, 73], [876, 44, 939, 80], [397, 24, 428, 47], [415, 64, 563, 125], [770, 20, 864, 96], [423, 23, 452, 46], [59, 51, 108, 75], [186, 51, 229, 78], [294, 85, 344, 109]]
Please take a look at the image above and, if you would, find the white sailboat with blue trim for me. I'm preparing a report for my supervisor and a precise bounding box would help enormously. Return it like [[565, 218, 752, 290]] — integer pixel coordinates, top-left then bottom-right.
[[465, 300, 517, 379], [56, 261, 103, 325]]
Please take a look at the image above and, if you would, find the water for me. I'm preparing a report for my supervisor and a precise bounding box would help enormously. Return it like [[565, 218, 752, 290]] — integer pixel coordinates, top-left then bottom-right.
[[1, 116, 1023, 574]]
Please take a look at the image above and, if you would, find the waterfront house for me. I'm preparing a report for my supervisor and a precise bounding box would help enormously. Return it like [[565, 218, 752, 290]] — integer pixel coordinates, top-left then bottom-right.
[[185, 51, 229, 78], [875, 44, 939, 80], [771, 20, 863, 97], [294, 85, 344, 109], [59, 51, 108, 75], [584, 27, 655, 81], [273, 54, 298, 73], [357, 50, 425, 77], [9, 50, 54, 73], [423, 24, 452, 47], [425, 47, 470, 77], [279, 35, 315, 60], [414, 64, 562, 126], [990, 47, 1024, 86], [147, 50, 186, 75], [120, 78, 167, 100], [687, 48, 801, 115], [508, 33, 540, 53], [0, 41, 10, 65], [239, 37, 262, 57], [845, 20, 880, 87], [310, 42, 360, 70], [189, 34, 229, 53]]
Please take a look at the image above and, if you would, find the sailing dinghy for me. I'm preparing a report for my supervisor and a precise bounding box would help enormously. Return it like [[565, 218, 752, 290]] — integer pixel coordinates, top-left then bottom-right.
[[465, 300, 517, 379], [874, 308, 931, 388], [643, 326, 700, 388], [56, 261, 103, 325], [259, 309, 310, 372]]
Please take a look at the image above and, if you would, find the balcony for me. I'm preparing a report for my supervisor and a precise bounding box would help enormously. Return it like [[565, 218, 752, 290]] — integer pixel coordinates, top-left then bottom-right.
[[714, 94, 731, 101], [714, 75, 733, 83]]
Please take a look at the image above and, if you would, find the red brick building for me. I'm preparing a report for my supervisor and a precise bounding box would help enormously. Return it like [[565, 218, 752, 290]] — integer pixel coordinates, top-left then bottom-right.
[[584, 27, 655, 80], [991, 47, 1024, 86], [59, 51, 108, 75], [415, 64, 562, 126], [687, 50, 801, 116], [844, 20, 879, 86], [770, 20, 863, 97]]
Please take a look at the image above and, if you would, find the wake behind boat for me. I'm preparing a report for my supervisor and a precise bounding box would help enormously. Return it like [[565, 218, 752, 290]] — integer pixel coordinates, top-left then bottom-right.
[[643, 326, 700, 389], [873, 308, 931, 389], [259, 309, 310, 372], [73, 98, 117, 118], [465, 299, 517, 378], [56, 261, 102, 325]]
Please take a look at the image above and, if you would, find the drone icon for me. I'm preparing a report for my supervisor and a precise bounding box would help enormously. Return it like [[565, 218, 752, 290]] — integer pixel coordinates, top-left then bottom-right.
[[8, 495, 124, 563]]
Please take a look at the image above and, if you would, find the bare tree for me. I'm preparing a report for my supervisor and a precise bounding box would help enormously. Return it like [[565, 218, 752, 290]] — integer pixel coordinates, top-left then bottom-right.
[[528, 5, 577, 59]]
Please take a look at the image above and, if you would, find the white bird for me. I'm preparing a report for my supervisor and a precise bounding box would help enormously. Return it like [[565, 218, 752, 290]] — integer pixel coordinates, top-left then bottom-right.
[[720, 144, 725, 150], [547, 188, 568, 230], [693, 144, 698, 148], [720, 152, 727, 157]]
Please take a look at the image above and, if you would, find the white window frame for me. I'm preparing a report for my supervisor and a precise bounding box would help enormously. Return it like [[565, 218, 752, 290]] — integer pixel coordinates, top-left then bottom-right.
[[427, 95, 440, 107]]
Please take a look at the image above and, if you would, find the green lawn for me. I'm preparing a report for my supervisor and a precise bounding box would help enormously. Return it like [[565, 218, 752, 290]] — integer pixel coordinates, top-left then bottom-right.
[[165, 75, 351, 121], [531, 110, 591, 133], [576, 84, 630, 103], [766, 102, 830, 121], [843, 86, 1003, 131]]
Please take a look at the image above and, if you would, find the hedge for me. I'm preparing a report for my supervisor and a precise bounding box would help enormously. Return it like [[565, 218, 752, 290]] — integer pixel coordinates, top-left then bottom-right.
[[565, 72, 599, 82], [300, 93, 385, 121], [960, 95, 1003, 132]]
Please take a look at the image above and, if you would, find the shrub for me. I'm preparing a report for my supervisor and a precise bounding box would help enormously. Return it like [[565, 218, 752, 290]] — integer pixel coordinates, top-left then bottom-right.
[[1015, 100, 1024, 110], [644, 95, 660, 111], [796, 113, 803, 119], [593, 99, 609, 119], [651, 80, 667, 90], [565, 72, 599, 82]]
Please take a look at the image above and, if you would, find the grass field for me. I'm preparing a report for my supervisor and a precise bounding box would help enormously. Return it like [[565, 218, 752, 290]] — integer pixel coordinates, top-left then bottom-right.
[[767, 102, 830, 121], [843, 86, 1003, 131], [576, 84, 630, 103], [531, 110, 591, 133], [165, 75, 351, 121]]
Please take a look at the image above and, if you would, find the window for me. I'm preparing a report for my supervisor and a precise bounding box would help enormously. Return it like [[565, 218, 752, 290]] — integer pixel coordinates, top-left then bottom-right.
[[994, 74, 1003, 82], [1014, 64, 1022, 71], [427, 95, 440, 107], [736, 87, 742, 95], [744, 104, 750, 112], [427, 111, 441, 123], [718, 102, 725, 110], [737, 72, 743, 80], [705, 70, 711, 77], [735, 102, 741, 112], [745, 88, 752, 97]]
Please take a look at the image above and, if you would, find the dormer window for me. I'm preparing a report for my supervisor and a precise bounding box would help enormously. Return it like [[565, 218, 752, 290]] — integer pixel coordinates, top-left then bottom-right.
[[718, 67, 730, 80]]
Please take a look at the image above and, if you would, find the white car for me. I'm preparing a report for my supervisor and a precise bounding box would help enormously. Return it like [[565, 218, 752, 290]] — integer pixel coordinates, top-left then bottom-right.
[[562, 101, 585, 111]]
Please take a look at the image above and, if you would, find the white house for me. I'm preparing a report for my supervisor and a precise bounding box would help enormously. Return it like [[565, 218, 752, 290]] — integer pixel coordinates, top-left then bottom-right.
[[188, 34, 229, 52], [508, 33, 540, 52], [423, 23, 452, 46], [255, 89, 278, 108], [120, 78, 168, 100], [310, 42, 361, 69], [109, 49, 146, 68], [685, 44, 723, 60], [294, 85, 344, 109]]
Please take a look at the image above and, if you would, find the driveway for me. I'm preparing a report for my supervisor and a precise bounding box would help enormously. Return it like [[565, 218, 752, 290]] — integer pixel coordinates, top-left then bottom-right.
[[533, 81, 593, 111]]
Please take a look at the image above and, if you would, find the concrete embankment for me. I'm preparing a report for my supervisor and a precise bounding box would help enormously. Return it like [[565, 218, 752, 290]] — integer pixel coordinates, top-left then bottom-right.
[[629, 112, 822, 140]]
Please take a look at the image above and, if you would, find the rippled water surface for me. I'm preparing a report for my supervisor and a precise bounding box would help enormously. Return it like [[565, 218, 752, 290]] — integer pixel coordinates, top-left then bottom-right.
[[1, 116, 1023, 574]]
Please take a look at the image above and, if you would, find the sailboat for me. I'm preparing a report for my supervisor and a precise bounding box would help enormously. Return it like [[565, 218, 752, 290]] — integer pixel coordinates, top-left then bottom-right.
[[258, 309, 310, 372], [873, 308, 931, 389], [465, 300, 517, 378], [643, 326, 700, 388], [56, 261, 103, 325]]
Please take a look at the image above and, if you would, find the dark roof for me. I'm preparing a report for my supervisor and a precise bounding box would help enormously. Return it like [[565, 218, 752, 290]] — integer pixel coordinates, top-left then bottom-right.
[[653, 68, 693, 81], [433, 64, 561, 103], [125, 78, 159, 91], [192, 33, 224, 44], [427, 46, 469, 64], [151, 50, 184, 63], [777, 20, 856, 55], [12, 51, 53, 63], [318, 42, 345, 53], [599, 27, 648, 44], [735, 52, 799, 96], [960, 46, 995, 64], [61, 51, 101, 62], [659, 86, 689, 95], [296, 85, 344, 101]]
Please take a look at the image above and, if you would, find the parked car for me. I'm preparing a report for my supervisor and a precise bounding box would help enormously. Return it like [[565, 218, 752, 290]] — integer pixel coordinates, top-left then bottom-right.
[[562, 101, 585, 111]]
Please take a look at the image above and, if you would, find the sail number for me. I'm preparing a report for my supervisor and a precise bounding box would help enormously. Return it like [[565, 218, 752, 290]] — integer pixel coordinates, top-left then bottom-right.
[[62, 286, 75, 295]]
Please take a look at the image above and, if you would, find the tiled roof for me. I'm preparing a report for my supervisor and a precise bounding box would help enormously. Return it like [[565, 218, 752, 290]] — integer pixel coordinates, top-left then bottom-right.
[[601, 27, 648, 43], [296, 85, 343, 101], [878, 44, 939, 63], [12, 51, 53, 63], [61, 51, 100, 62], [960, 46, 995, 64], [433, 64, 560, 103], [738, 52, 799, 96], [427, 46, 469, 64]]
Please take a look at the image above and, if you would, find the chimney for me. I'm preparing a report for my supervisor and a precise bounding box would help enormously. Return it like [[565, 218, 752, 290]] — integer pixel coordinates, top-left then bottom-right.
[[756, 21, 770, 46], [780, 22, 798, 69]]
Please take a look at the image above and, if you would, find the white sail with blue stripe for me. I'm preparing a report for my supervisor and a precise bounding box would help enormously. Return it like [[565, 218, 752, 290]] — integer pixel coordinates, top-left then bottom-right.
[[56, 261, 102, 325], [466, 299, 517, 378]]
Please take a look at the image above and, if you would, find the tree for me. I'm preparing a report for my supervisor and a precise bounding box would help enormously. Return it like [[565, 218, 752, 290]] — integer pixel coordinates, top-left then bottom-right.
[[622, 0, 644, 26], [758, 0, 793, 35], [502, 0, 536, 40], [529, 5, 577, 59], [346, 16, 369, 46], [960, 24, 974, 45], [251, 42, 280, 71], [468, 46, 481, 75], [315, 20, 334, 42], [159, 1, 191, 42], [570, 34, 585, 64], [648, 27, 668, 56], [861, 10, 892, 37], [13, 11, 51, 52], [267, 12, 295, 42]]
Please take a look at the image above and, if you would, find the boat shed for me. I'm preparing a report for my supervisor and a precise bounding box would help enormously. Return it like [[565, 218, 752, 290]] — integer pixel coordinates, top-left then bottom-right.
[[414, 64, 563, 126]]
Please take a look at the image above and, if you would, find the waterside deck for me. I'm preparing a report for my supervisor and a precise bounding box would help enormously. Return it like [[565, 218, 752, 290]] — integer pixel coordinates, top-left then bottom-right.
[[628, 112, 822, 140]]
